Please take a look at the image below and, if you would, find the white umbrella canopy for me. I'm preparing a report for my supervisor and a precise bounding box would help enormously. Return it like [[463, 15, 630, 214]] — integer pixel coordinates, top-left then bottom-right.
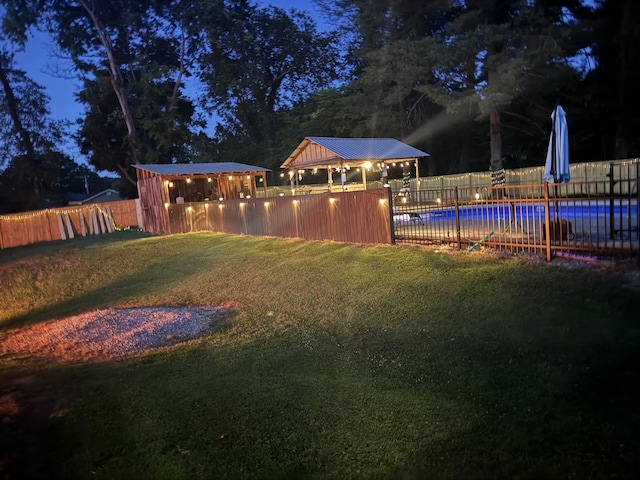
[[543, 105, 570, 183]]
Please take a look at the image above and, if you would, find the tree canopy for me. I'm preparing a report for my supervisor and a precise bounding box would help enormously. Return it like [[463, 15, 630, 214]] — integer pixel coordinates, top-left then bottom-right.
[[1, 0, 638, 212]]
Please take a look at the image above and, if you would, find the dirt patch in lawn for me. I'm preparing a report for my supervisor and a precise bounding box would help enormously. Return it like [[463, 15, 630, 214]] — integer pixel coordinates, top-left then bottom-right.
[[0, 305, 234, 364]]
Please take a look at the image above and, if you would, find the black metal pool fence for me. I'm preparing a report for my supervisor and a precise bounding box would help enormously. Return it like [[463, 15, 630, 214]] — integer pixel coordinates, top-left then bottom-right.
[[392, 172, 639, 262]]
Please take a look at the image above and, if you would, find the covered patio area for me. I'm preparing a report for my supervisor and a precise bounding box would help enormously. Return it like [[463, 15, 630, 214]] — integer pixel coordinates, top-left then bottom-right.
[[135, 162, 271, 204], [281, 137, 429, 194]]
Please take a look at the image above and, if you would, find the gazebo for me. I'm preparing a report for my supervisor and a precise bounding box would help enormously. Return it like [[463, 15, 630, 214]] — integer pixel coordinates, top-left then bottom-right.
[[134, 162, 271, 233], [134, 162, 271, 204], [281, 137, 429, 192]]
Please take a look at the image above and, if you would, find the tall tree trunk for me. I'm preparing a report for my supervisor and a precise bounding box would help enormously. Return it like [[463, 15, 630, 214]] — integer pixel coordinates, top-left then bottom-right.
[[486, 0, 505, 172], [489, 109, 502, 171], [0, 60, 41, 199], [79, 0, 142, 169]]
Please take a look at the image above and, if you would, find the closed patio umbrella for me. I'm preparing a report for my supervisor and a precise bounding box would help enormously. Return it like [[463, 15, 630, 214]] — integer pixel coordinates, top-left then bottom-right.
[[544, 104, 570, 184], [543, 104, 572, 241]]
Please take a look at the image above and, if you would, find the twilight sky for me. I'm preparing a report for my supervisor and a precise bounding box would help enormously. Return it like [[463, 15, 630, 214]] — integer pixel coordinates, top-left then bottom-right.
[[10, 0, 325, 164]]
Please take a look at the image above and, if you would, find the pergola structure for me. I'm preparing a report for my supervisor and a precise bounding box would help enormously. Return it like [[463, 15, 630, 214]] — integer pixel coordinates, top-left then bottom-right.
[[281, 137, 430, 192], [134, 162, 271, 204]]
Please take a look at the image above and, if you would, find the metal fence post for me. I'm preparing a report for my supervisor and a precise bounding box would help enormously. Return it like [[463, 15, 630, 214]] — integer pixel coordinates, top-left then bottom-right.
[[543, 183, 552, 261], [453, 187, 461, 250], [387, 186, 396, 245]]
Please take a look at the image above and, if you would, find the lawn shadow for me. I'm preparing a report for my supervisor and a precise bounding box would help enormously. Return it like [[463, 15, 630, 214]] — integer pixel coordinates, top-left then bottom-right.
[[0, 252, 218, 332], [372, 330, 640, 478]]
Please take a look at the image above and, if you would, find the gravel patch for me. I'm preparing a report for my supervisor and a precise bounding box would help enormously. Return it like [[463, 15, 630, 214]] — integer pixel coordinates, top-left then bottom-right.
[[0, 306, 233, 364]]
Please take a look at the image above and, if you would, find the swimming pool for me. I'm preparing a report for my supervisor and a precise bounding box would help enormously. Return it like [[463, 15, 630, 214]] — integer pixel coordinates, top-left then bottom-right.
[[394, 200, 639, 224]]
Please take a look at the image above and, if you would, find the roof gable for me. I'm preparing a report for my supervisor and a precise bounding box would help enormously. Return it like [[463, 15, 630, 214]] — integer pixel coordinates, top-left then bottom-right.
[[281, 137, 429, 169]]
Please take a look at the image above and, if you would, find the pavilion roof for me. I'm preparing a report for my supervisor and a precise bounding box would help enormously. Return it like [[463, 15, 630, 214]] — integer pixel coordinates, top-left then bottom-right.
[[134, 162, 270, 176], [281, 137, 429, 170]]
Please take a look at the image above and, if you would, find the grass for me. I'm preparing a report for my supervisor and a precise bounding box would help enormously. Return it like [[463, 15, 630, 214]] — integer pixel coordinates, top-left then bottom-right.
[[1, 231, 639, 479]]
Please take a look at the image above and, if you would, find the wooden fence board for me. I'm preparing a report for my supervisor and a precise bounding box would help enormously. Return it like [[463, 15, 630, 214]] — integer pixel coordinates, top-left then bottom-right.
[[158, 189, 393, 245], [0, 199, 140, 249]]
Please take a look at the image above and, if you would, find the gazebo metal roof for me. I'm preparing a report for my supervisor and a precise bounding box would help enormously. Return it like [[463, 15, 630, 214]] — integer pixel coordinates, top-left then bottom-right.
[[134, 162, 271, 176], [281, 137, 429, 169]]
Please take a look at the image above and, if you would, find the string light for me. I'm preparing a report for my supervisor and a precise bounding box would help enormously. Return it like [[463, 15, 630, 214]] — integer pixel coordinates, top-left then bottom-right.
[[0, 205, 109, 221]]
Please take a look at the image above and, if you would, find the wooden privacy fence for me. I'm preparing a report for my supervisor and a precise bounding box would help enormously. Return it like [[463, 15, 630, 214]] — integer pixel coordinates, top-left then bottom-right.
[[0, 199, 141, 250], [157, 188, 394, 245]]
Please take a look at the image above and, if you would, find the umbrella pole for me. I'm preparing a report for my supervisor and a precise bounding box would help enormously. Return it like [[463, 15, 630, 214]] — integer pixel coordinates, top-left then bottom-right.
[[552, 105, 560, 222]]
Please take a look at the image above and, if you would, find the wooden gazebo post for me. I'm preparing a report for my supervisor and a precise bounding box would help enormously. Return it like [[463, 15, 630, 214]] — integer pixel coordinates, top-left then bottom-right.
[[361, 162, 368, 190]]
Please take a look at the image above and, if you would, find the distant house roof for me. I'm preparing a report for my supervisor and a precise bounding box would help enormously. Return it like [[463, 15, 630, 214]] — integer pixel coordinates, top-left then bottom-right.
[[134, 162, 271, 176], [66, 188, 122, 206], [281, 137, 430, 169]]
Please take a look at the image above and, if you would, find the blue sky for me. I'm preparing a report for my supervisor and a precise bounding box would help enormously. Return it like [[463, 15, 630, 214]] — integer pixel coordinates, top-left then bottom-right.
[[10, 0, 323, 164]]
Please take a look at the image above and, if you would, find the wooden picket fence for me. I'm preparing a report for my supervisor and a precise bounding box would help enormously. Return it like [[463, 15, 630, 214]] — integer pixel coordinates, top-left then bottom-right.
[[0, 199, 141, 250]]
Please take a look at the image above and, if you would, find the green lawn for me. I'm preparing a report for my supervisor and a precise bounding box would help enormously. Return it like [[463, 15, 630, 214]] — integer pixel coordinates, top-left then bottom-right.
[[1, 231, 639, 479]]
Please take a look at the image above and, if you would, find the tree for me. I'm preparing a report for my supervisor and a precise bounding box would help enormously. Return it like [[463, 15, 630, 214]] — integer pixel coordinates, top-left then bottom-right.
[[0, 49, 72, 211], [198, 2, 340, 169], [1, 0, 205, 185], [579, 0, 640, 159], [315, 0, 590, 174]]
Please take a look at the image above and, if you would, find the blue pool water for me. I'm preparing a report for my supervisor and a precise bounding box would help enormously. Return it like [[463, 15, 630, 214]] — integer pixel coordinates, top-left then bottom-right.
[[394, 201, 639, 223]]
